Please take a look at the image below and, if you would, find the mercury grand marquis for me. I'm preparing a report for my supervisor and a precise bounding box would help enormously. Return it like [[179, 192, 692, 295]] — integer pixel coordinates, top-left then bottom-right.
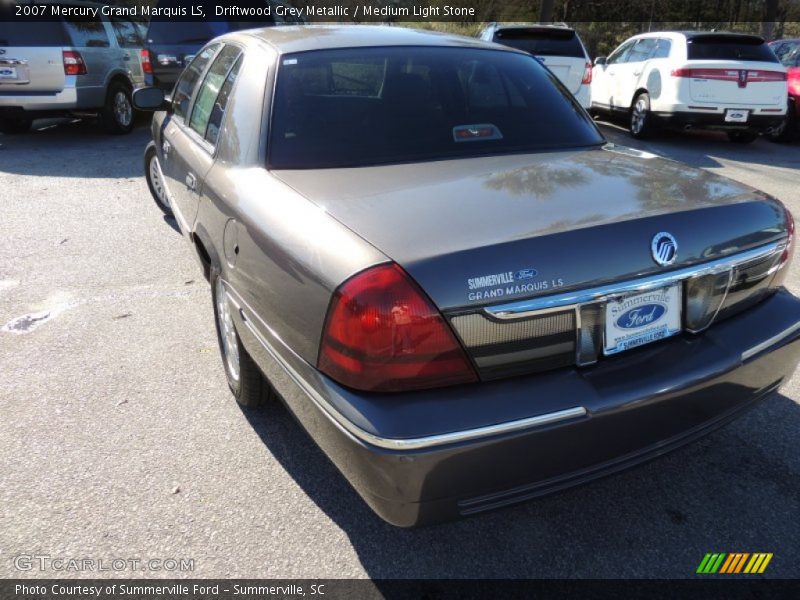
[[134, 26, 800, 526]]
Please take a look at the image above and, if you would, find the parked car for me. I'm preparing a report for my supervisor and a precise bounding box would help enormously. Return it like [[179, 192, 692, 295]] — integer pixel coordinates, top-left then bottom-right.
[[135, 26, 800, 527], [0, 1, 145, 134], [143, 0, 302, 91], [591, 31, 788, 142], [768, 38, 800, 142], [478, 22, 591, 108]]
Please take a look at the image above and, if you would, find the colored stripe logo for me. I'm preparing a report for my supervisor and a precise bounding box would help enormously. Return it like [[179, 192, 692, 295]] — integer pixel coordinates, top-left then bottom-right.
[[696, 553, 773, 574]]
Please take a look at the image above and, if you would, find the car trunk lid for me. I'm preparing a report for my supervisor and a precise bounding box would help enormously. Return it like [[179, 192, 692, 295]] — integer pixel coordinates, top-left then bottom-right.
[[274, 145, 786, 312]]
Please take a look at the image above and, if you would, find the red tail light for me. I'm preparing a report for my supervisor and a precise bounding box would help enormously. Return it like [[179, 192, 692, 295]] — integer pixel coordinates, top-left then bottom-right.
[[671, 67, 786, 82], [788, 68, 800, 97], [140, 49, 153, 74], [318, 263, 478, 392], [62, 50, 86, 76], [581, 61, 592, 85]]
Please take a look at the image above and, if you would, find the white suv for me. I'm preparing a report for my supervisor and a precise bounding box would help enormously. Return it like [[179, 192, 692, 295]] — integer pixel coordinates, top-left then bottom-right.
[[479, 23, 592, 109], [590, 31, 787, 142]]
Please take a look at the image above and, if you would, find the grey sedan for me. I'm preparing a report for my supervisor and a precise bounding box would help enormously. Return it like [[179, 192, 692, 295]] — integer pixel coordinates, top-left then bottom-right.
[[134, 26, 800, 527]]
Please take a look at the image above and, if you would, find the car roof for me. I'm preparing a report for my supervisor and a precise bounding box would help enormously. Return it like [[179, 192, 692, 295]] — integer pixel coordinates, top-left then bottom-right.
[[237, 25, 504, 54]]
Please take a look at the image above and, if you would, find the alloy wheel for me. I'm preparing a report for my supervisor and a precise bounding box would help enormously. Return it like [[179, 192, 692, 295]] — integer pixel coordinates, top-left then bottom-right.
[[114, 91, 132, 128], [215, 277, 240, 382]]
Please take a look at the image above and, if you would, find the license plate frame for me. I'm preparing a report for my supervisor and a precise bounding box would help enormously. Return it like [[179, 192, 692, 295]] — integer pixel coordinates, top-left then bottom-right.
[[604, 284, 682, 356], [724, 108, 750, 123]]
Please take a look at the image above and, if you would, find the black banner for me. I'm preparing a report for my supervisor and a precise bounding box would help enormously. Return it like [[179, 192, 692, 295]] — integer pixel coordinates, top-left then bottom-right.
[[4, 579, 800, 600]]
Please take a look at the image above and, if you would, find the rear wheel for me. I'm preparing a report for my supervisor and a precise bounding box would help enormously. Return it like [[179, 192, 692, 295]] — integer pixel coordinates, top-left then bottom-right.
[[102, 81, 134, 135], [629, 93, 654, 139], [211, 268, 272, 408], [144, 146, 173, 216], [0, 117, 32, 134], [727, 131, 758, 144]]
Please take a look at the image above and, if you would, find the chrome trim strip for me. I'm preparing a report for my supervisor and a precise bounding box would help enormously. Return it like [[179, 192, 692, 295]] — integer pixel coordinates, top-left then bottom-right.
[[741, 321, 800, 361], [486, 242, 784, 320], [224, 280, 588, 451]]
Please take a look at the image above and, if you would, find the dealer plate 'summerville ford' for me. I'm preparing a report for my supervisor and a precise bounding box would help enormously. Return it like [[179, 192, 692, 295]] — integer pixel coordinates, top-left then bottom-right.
[[135, 26, 800, 527], [604, 285, 682, 355]]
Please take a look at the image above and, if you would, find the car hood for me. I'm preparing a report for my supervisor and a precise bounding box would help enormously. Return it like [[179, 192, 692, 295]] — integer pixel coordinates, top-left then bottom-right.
[[273, 145, 788, 310]]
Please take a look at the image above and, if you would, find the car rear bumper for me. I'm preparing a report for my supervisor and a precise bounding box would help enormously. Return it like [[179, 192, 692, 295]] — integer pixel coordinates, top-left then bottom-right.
[[232, 287, 800, 527], [0, 84, 104, 116], [652, 108, 786, 132]]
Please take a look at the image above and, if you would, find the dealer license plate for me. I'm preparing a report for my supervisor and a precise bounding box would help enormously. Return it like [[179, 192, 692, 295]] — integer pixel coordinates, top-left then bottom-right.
[[0, 67, 17, 80], [724, 109, 750, 123], [604, 284, 682, 355]]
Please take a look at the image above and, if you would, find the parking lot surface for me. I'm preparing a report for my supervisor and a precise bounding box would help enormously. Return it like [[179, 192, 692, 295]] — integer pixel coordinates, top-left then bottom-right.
[[1, 117, 799, 579]]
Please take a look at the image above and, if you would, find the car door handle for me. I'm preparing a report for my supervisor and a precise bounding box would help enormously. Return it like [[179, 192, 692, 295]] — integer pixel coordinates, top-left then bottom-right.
[[122, 55, 130, 61], [185, 172, 197, 191], [633, 71, 642, 76]]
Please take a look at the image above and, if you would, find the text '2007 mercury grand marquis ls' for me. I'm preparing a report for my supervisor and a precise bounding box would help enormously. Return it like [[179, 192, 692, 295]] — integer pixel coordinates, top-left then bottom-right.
[[134, 26, 800, 527]]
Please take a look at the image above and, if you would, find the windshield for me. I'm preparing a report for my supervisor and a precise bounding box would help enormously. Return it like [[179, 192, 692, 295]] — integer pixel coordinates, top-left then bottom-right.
[[687, 35, 778, 62], [269, 47, 603, 169], [493, 28, 585, 58]]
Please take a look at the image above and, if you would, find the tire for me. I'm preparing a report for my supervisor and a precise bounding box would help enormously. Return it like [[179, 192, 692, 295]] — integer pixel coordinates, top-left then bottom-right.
[[727, 131, 758, 144], [144, 146, 173, 216], [102, 81, 134, 135], [0, 117, 32, 134], [211, 267, 272, 408], [768, 101, 798, 143], [629, 93, 655, 139]]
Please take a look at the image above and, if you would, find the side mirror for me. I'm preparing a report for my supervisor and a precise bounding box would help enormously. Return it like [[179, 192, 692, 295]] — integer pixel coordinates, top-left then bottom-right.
[[133, 86, 170, 112], [594, 56, 607, 66]]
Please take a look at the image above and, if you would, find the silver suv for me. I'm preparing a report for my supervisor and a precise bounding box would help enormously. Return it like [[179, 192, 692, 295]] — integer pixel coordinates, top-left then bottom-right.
[[0, 1, 145, 134]]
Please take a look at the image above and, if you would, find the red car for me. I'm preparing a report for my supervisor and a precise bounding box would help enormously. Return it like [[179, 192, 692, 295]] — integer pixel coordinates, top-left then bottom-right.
[[769, 39, 800, 141]]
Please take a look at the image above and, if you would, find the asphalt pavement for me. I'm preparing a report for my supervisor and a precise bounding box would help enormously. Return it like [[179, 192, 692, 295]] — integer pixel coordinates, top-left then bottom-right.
[[1, 116, 799, 579]]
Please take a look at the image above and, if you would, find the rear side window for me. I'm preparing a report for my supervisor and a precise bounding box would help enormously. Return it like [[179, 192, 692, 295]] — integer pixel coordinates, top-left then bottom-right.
[[110, 18, 143, 49], [62, 16, 110, 48], [0, 22, 68, 46], [206, 56, 243, 145], [493, 28, 585, 58], [687, 35, 778, 62], [189, 45, 241, 140], [172, 43, 220, 121], [270, 47, 603, 169], [626, 38, 658, 62], [652, 39, 672, 59]]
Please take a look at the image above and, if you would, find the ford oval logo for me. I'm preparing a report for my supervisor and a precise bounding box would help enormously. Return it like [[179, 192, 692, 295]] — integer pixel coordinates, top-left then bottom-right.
[[616, 303, 667, 329], [515, 268, 538, 280], [0, 49, 6, 55]]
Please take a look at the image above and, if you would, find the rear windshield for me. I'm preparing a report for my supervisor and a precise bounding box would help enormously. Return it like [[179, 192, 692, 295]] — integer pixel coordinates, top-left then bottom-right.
[[0, 22, 67, 47], [493, 28, 585, 58], [687, 35, 778, 62], [146, 21, 273, 45], [269, 47, 603, 169]]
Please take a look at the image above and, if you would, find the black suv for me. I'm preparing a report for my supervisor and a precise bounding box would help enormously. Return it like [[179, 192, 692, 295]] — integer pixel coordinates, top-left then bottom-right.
[[144, 1, 302, 91]]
